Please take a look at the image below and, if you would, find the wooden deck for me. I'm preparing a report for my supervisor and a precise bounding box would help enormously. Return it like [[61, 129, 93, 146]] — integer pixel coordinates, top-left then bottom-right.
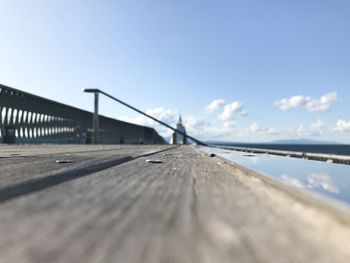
[[1, 145, 350, 262]]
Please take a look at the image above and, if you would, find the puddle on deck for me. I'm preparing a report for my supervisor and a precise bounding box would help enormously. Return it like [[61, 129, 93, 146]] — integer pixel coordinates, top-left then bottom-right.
[[201, 147, 350, 206]]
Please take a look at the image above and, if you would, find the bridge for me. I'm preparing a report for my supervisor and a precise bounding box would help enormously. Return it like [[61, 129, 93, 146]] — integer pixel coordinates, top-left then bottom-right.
[[1, 85, 350, 262], [0, 84, 165, 144]]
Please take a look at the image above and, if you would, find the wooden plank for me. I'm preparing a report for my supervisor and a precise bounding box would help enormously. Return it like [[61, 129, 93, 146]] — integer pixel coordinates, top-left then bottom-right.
[[0, 145, 172, 188], [1, 145, 350, 262]]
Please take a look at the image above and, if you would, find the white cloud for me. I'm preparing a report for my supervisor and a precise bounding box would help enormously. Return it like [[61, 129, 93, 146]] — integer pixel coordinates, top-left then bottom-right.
[[145, 107, 179, 124], [275, 92, 337, 112], [119, 108, 237, 141], [238, 120, 327, 141], [246, 122, 280, 135], [334, 119, 350, 132], [223, 121, 235, 131], [248, 122, 260, 133], [117, 105, 332, 143], [307, 173, 339, 193], [275, 95, 305, 111], [293, 125, 315, 138], [305, 92, 337, 112], [310, 119, 326, 131], [181, 116, 236, 140], [183, 116, 209, 134], [292, 119, 326, 138], [240, 110, 248, 117], [280, 175, 305, 189], [205, 99, 225, 113], [207, 121, 236, 139], [219, 101, 245, 121], [120, 107, 178, 127], [280, 173, 340, 193], [238, 122, 281, 140], [119, 107, 179, 138]]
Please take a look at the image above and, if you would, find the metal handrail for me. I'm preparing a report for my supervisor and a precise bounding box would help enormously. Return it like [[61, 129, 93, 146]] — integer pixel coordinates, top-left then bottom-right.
[[83, 89, 207, 146]]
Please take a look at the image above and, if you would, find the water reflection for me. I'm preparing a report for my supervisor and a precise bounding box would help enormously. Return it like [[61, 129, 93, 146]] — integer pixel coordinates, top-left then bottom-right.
[[280, 173, 340, 194], [280, 174, 305, 189], [202, 147, 350, 206], [307, 173, 339, 194]]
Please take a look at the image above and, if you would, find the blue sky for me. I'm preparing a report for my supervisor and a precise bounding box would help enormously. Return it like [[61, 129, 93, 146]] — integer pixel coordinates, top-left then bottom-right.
[[1, 0, 350, 142]]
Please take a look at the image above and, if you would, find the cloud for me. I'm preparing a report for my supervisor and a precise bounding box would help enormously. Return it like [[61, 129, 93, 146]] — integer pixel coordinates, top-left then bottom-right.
[[239, 120, 326, 140], [219, 101, 245, 121], [117, 106, 329, 143], [205, 99, 225, 113], [248, 123, 260, 133], [292, 119, 326, 138], [183, 116, 209, 134], [182, 116, 236, 140], [280, 175, 305, 189], [307, 173, 339, 193], [119, 108, 237, 141], [280, 173, 340, 194], [334, 119, 350, 132], [120, 107, 178, 126], [206, 121, 236, 139], [310, 119, 326, 131], [119, 107, 179, 138], [240, 110, 248, 117], [223, 121, 235, 131], [275, 92, 337, 112], [145, 107, 179, 124], [275, 95, 305, 111], [305, 92, 337, 112], [241, 122, 280, 137], [238, 122, 281, 140]]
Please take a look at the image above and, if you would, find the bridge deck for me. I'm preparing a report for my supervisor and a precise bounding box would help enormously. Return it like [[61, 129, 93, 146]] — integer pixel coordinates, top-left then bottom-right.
[[1, 145, 350, 262]]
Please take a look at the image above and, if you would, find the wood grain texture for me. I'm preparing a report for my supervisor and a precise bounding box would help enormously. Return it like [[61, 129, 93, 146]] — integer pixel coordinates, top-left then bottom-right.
[[1, 145, 350, 262]]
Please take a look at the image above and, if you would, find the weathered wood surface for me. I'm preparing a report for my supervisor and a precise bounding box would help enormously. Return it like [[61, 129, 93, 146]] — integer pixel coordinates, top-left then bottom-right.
[[1, 145, 350, 262]]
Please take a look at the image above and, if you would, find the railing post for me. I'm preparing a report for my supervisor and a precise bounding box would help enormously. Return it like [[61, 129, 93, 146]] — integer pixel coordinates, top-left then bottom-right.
[[93, 92, 99, 144]]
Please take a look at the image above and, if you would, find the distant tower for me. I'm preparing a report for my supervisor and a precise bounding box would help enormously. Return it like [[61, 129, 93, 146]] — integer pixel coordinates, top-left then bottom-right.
[[172, 115, 187, 144]]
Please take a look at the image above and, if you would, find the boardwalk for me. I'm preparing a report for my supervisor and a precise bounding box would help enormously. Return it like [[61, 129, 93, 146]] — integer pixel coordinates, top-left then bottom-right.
[[1, 145, 350, 262]]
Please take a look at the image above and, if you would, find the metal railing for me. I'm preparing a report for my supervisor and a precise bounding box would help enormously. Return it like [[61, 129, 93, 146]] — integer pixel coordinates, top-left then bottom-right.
[[0, 84, 165, 144], [82, 88, 207, 146]]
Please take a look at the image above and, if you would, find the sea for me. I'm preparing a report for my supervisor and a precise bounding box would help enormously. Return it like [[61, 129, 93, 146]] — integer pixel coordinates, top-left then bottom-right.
[[210, 142, 350, 156]]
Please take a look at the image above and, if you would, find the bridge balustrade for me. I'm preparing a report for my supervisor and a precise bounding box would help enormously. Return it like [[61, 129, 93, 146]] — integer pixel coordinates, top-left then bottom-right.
[[0, 84, 165, 144]]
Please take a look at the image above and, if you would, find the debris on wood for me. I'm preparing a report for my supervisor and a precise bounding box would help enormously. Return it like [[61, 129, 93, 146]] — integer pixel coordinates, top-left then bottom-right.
[[56, 160, 73, 164], [146, 159, 163, 164]]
